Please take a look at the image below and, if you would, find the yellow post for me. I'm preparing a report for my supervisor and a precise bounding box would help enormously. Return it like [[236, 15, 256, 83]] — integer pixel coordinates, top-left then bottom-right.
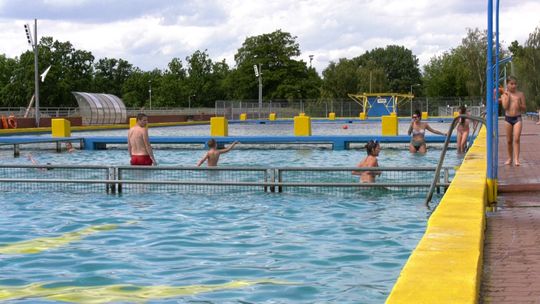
[[328, 112, 336, 120], [269, 113, 276, 121], [51, 118, 71, 137], [294, 115, 311, 136], [129, 117, 137, 128], [210, 117, 228, 136], [381, 115, 398, 136], [453, 111, 459, 118], [422, 111, 428, 120], [359, 112, 366, 120], [487, 178, 498, 203], [239, 113, 247, 121]]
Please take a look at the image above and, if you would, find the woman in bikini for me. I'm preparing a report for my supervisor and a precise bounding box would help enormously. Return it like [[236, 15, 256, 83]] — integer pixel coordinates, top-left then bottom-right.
[[408, 109, 447, 154], [456, 105, 470, 154]]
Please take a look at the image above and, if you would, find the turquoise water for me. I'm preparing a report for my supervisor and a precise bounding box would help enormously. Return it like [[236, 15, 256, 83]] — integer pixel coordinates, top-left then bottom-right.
[[67, 120, 452, 137], [1, 191, 432, 303], [0, 123, 463, 303]]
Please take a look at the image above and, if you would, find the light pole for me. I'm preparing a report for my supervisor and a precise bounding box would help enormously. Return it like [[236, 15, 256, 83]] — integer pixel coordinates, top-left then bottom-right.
[[410, 84, 420, 115], [309, 55, 314, 68], [253, 64, 262, 119], [24, 20, 39, 127], [148, 80, 152, 110]]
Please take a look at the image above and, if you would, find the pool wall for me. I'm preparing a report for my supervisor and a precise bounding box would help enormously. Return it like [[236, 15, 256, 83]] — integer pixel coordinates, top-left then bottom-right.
[[386, 127, 487, 303]]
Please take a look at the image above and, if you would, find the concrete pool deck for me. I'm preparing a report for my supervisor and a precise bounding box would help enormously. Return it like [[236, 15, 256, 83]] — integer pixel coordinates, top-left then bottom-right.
[[481, 118, 540, 303]]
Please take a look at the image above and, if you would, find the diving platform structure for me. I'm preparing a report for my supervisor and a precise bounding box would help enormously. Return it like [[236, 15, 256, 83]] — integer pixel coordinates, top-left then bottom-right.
[[348, 93, 414, 117]]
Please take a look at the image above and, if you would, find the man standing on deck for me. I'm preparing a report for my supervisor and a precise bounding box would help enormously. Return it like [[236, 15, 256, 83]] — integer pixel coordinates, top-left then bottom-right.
[[128, 113, 157, 166]]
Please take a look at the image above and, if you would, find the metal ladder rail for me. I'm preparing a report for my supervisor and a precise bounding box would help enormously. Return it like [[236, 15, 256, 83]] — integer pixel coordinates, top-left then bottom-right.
[[425, 114, 487, 207]]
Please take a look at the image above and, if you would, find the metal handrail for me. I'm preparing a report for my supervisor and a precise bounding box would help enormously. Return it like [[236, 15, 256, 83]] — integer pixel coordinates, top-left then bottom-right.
[[424, 114, 486, 207], [0, 165, 453, 193]]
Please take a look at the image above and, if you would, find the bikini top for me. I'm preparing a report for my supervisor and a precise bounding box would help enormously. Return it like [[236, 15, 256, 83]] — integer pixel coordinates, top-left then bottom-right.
[[412, 128, 425, 136]]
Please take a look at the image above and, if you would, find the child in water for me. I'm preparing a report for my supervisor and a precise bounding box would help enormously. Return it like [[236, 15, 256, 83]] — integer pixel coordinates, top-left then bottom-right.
[[197, 139, 239, 167], [352, 140, 381, 183]]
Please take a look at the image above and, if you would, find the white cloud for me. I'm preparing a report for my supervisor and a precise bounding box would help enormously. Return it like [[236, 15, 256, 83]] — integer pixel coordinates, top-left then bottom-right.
[[0, 0, 538, 74]]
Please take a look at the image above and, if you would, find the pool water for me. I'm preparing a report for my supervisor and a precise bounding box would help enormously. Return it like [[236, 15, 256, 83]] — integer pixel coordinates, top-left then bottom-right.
[[1, 190, 434, 303], [0, 124, 463, 303]]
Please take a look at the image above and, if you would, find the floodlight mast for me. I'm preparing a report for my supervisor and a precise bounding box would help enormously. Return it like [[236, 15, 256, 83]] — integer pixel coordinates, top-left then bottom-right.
[[253, 64, 262, 119], [24, 20, 40, 127]]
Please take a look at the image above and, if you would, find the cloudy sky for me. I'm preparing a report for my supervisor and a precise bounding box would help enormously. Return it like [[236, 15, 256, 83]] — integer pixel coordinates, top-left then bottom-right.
[[0, 0, 538, 73]]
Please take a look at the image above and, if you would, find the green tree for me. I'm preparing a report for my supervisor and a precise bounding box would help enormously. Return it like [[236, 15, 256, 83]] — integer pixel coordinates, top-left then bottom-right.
[[510, 26, 540, 109], [38, 37, 95, 107], [93, 57, 134, 97], [229, 30, 319, 100], [357, 45, 421, 93], [422, 51, 469, 97], [156, 57, 188, 107]]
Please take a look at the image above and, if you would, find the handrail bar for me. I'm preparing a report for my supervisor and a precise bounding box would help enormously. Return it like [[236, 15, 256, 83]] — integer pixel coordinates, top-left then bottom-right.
[[424, 114, 486, 207]]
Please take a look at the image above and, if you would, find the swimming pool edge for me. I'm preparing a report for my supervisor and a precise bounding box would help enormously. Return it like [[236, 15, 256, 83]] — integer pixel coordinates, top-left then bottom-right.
[[385, 127, 487, 304]]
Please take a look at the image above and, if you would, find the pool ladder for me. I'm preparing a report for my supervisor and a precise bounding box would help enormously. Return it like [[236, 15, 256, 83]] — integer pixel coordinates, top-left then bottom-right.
[[425, 114, 486, 207]]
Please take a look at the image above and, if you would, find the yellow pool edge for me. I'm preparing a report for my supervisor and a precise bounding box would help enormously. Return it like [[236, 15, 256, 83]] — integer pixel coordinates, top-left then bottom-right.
[[386, 127, 487, 304]]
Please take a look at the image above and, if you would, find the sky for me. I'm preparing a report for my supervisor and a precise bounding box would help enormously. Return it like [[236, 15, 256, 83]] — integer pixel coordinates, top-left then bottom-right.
[[0, 0, 539, 74]]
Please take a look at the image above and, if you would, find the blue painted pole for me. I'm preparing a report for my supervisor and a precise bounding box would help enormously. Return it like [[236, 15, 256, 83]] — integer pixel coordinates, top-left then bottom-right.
[[494, 0, 500, 179], [486, 0, 496, 203]]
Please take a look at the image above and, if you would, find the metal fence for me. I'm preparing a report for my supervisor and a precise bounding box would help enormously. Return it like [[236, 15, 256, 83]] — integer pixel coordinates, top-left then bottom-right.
[[0, 165, 453, 195], [215, 97, 485, 119]]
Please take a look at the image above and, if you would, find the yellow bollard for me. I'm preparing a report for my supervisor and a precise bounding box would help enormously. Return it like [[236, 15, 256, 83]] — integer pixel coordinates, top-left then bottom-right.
[[51, 118, 71, 137], [129, 117, 137, 128], [359, 112, 366, 120], [239, 113, 247, 121], [294, 115, 311, 136], [381, 115, 398, 136], [210, 117, 228, 136], [328, 112, 336, 120], [422, 112, 428, 120], [269, 113, 276, 121]]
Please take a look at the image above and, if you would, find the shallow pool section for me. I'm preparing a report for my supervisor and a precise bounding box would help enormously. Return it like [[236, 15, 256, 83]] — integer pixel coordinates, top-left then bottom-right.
[[0, 190, 434, 303]]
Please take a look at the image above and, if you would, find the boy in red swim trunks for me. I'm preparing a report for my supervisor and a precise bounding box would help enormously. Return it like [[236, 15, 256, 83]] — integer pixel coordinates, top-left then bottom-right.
[[128, 113, 157, 166], [501, 76, 526, 166]]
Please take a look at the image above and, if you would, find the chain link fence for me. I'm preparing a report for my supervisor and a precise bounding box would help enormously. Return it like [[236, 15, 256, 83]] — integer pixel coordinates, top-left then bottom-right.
[[215, 97, 485, 119]]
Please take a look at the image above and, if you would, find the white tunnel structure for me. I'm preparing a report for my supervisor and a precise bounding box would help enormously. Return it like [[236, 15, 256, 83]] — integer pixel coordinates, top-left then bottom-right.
[[72, 92, 127, 125]]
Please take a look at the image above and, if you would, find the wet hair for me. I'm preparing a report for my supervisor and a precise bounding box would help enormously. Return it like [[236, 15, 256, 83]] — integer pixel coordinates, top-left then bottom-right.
[[136, 113, 147, 121], [207, 138, 216, 148], [506, 75, 517, 83], [364, 140, 380, 155], [459, 105, 467, 124], [413, 109, 421, 119]]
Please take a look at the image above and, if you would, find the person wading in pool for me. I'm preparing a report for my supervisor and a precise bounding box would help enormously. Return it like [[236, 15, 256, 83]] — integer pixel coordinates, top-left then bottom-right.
[[197, 139, 238, 167], [128, 113, 157, 166], [407, 109, 446, 154], [352, 140, 381, 183], [501, 76, 526, 166]]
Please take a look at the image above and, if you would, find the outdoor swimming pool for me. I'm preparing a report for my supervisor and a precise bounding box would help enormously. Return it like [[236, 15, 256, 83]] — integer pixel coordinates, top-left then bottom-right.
[[0, 123, 463, 303]]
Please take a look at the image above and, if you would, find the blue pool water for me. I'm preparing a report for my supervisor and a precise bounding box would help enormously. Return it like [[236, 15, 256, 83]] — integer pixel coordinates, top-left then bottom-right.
[[0, 123, 463, 303]]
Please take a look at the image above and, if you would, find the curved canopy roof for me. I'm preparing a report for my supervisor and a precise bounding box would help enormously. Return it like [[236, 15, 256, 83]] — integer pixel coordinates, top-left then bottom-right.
[[72, 92, 127, 125]]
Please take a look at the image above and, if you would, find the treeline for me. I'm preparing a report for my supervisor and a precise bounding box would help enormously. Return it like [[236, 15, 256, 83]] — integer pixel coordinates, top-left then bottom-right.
[[0, 26, 539, 110]]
